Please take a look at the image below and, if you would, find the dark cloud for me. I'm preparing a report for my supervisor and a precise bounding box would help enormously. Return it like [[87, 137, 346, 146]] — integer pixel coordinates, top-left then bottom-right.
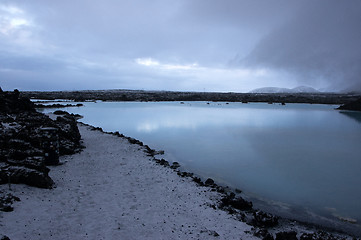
[[181, 0, 298, 29], [241, 0, 361, 91]]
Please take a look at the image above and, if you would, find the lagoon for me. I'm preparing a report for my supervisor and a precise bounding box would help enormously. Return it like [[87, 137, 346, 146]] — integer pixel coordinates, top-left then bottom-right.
[[45, 101, 361, 234]]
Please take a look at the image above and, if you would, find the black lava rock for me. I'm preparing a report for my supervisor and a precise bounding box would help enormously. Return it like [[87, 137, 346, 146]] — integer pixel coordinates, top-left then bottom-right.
[[177, 171, 193, 178], [0, 192, 20, 212], [0, 90, 82, 188], [1, 166, 54, 189], [275, 231, 298, 240], [299, 231, 340, 240], [0, 90, 35, 113], [170, 162, 180, 169], [159, 159, 170, 167], [252, 210, 279, 228], [1, 236, 10, 240], [53, 110, 68, 115], [204, 178, 215, 186], [220, 195, 253, 211], [254, 229, 274, 240], [192, 176, 202, 185]]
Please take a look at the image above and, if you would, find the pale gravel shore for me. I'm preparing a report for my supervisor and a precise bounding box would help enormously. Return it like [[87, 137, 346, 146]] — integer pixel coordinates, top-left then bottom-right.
[[0, 124, 259, 240]]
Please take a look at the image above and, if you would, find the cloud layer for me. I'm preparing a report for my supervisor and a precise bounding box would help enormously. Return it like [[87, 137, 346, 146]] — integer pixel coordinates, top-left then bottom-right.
[[242, 0, 361, 91], [0, 0, 360, 92]]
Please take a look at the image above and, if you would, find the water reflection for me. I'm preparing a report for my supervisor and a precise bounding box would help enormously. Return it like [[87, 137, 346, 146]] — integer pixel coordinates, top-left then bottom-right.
[[339, 111, 361, 124]]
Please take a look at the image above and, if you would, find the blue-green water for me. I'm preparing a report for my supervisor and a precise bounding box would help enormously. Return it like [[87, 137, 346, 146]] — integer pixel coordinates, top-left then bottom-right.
[[43, 101, 361, 234]]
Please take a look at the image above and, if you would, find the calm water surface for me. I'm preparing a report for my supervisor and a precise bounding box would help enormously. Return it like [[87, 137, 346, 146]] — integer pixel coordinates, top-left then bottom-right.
[[48, 101, 361, 234]]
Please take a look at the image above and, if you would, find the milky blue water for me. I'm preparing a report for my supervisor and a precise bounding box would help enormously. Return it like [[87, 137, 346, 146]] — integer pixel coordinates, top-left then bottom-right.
[[44, 101, 361, 234]]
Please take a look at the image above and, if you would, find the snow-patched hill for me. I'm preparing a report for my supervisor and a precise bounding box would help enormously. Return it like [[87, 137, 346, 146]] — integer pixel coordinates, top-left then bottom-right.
[[249, 86, 319, 93]]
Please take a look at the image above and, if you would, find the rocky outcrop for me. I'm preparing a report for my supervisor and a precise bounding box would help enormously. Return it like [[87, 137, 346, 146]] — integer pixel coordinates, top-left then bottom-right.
[[299, 231, 342, 240], [0, 165, 54, 189], [219, 195, 253, 211], [275, 231, 298, 240], [0, 90, 82, 189], [252, 210, 279, 228], [0, 89, 35, 113], [337, 97, 361, 111], [254, 229, 274, 240], [55, 114, 82, 155], [0, 191, 20, 212]]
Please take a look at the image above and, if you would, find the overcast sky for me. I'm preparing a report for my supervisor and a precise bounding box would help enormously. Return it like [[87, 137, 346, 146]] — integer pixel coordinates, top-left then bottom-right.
[[1, 0, 360, 92]]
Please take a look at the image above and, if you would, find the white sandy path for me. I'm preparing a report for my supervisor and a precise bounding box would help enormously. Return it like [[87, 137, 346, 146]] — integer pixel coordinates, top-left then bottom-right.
[[0, 125, 259, 240]]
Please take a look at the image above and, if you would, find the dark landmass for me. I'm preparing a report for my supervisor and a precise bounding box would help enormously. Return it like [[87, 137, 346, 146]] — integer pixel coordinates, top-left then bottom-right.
[[21, 89, 361, 105], [337, 97, 361, 111], [34, 103, 84, 108], [0, 90, 82, 191]]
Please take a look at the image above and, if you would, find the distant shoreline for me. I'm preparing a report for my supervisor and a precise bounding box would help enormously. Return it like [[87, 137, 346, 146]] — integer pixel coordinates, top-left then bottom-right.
[[20, 89, 361, 105]]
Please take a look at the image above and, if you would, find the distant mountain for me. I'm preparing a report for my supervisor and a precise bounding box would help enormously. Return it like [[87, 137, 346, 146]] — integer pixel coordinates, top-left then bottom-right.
[[249, 86, 319, 93], [291, 86, 320, 93], [249, 87, 290, 93]]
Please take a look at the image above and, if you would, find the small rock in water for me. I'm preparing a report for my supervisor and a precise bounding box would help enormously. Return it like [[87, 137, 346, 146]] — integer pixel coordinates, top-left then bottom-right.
[[53, 110, 68, 115], [204, 178, 215, 186], [170, 162, 180, 169]]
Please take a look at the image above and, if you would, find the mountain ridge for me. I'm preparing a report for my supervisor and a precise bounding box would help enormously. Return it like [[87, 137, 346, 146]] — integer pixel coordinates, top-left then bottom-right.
[[249, 86, 320, 94]]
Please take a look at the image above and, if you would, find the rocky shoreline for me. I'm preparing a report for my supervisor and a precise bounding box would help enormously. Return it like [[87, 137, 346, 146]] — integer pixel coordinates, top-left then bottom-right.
[[0, 90, 359, 239]]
